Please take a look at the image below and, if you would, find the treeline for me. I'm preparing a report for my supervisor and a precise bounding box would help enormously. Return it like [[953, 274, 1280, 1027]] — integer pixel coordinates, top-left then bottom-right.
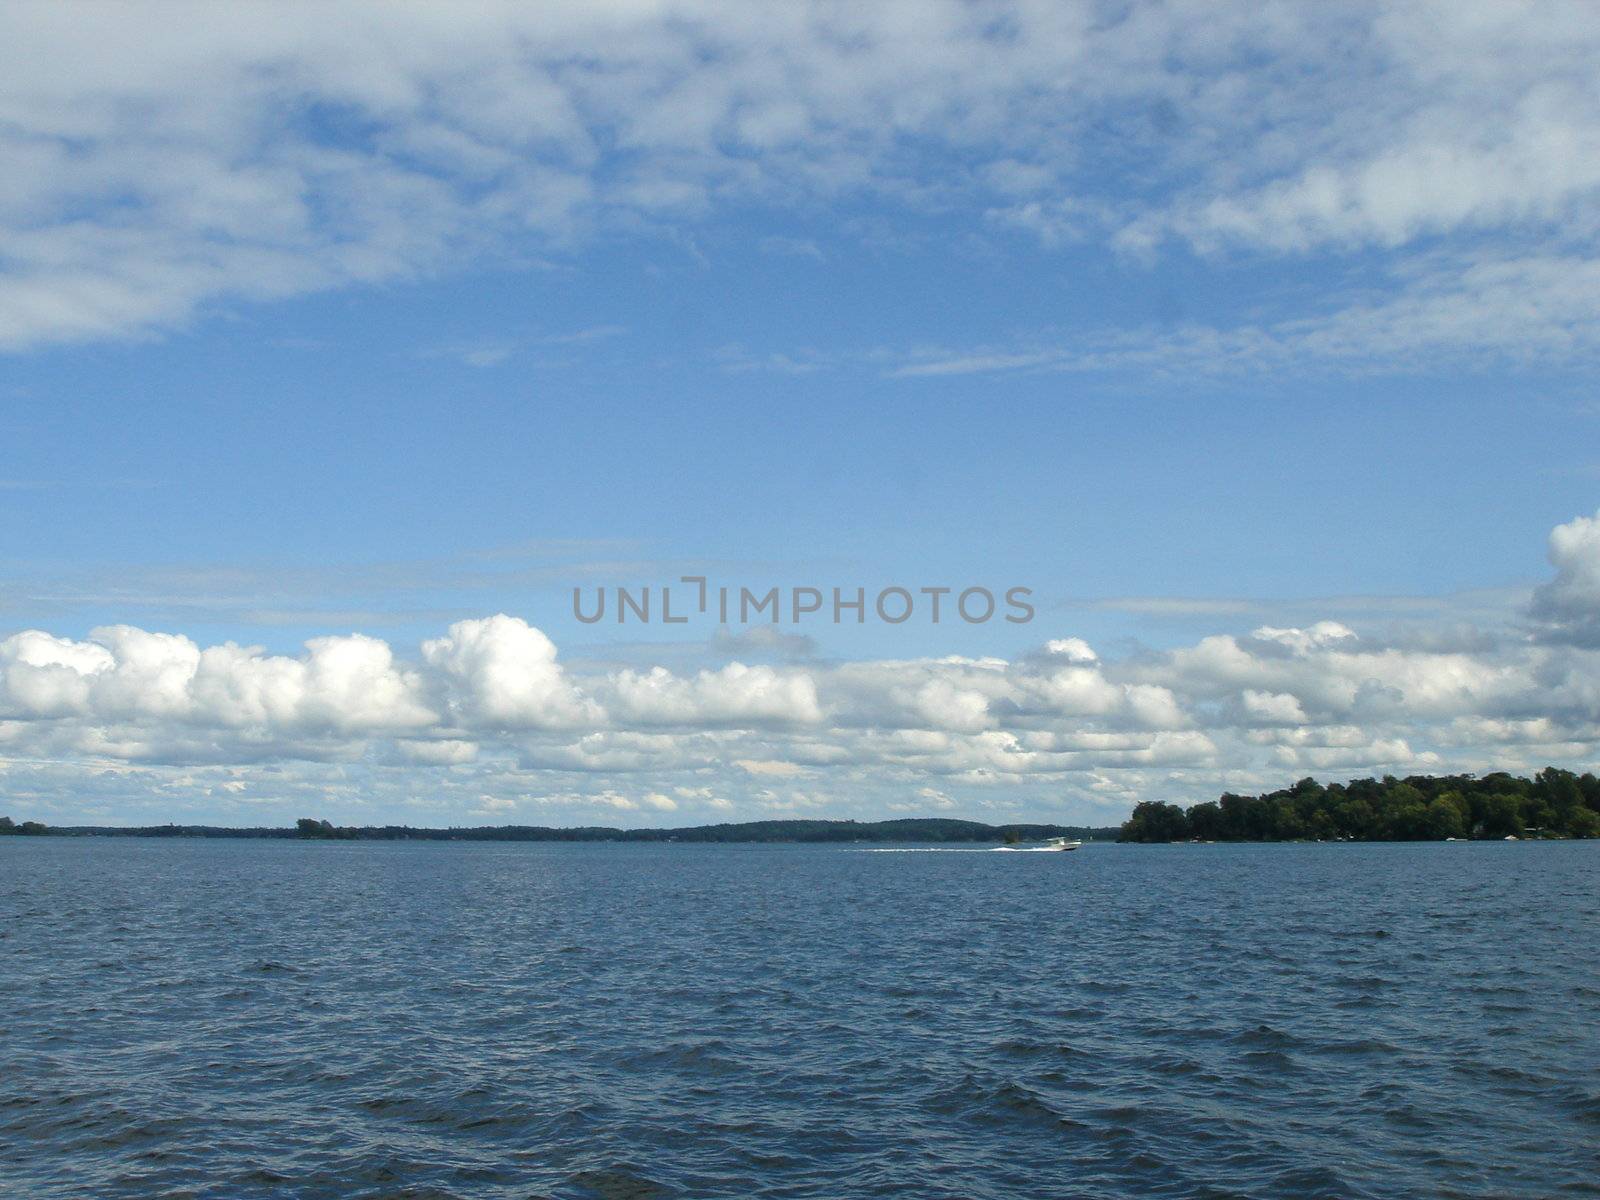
[[289, 817, 1115, 843], [1120, 768, 1600, 843], [1, 814, 1117, 844], [0, 817, 48, 836]]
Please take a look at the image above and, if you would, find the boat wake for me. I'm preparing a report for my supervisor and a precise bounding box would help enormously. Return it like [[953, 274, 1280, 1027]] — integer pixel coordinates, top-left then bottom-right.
[[857, 847, 995, 853], [989, 846, 1073, 852], [857, 845, 1079, 853]]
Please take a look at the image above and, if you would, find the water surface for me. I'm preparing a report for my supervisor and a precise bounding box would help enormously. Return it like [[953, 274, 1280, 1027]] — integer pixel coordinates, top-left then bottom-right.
[[2, 839, 1596, 1198]]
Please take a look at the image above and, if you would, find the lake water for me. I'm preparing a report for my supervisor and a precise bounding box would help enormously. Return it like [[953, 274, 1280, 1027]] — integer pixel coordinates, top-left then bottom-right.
[[2, 838, 1596, 1199]]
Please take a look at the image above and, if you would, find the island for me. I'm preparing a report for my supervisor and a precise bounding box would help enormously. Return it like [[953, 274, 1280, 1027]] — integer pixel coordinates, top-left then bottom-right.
[[1118, 768, 1600, 842]]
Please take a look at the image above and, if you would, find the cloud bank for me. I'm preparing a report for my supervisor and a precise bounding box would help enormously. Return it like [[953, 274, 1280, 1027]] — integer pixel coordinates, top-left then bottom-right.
[[2, 0, 1598, 366], [3, 513, 1598, 824]]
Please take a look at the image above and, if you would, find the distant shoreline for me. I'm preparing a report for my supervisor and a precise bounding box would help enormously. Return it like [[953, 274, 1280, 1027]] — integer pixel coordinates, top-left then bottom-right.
[[1117, 768, 1599, 843], [0, 817, 1119, 845]]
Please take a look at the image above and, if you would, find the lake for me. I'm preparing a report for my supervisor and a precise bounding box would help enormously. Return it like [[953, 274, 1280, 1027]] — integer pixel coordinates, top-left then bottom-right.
[[2, 838, 1596, 1198]]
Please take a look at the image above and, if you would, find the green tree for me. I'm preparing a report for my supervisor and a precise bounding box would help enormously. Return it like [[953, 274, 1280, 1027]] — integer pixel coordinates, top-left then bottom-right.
[[1107, 768, 1594, 844], [1480, 793, 1523, 838], [1269, 798, 1307, 839], [1383, 801, 1431, 840], [1535, 767, 1583, 812], [1333, 798, 1376, 839], [1217, 793, 1250, 839], [1433, 790, 1470, 834], [1119, 801, 1190, 843], [1565, 806, 1600, 839], [1521, 799, 1556, 834], [1578, 773, 1600, 813], [1187, 801, 1224, 840], [1424, 796, 1466, 839]]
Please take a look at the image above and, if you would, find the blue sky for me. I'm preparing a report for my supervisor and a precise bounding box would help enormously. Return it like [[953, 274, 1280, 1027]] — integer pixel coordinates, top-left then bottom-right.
[[2, 2, 1599, 826]]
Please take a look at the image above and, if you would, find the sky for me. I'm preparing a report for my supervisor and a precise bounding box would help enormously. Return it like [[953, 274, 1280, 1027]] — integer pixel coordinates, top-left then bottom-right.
[[2, 0, 1599, 827]]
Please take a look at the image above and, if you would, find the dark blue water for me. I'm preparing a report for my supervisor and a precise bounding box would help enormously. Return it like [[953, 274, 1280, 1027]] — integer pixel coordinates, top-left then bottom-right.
[[2, 839, 1596, 1199]]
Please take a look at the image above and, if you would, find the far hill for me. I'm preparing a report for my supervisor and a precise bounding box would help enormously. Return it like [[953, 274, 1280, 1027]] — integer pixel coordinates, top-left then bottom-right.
[[2, 815, 1118, 844]]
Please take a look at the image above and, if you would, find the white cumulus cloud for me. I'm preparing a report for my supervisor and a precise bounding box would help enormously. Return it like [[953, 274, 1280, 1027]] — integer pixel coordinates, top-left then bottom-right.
[[2, 514, 1600, 823]]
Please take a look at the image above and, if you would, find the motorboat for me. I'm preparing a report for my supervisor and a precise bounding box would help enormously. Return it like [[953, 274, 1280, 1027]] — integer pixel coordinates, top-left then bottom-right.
[[992, 835, 1082, 852]]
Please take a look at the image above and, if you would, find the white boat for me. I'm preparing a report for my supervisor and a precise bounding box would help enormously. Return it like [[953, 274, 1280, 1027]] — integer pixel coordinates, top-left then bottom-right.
[[992, 835, 1082, 852]]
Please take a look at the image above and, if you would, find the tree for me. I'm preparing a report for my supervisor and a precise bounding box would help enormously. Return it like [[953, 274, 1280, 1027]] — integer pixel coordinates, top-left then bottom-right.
[[1218, 793, 1250, 839], [1119, 801, 1190, 843], [1579, 773, 1600, 813], [1521, 799, 1556, 833], [1378, 782, 1425, 824], [1566, 806, 1600, 839], [1535, 767, 1583, 813], [1382, 801, 1431, 840], [1424, 796, 1466, 840], [1275, 797, 1313, 839], [1334, 798, 1376, 840], [1116, 767, 1592, 843], [1430, 791, 1470, 836], [1479, 793, 1522, 838], [1187, 801, 1224, 840]]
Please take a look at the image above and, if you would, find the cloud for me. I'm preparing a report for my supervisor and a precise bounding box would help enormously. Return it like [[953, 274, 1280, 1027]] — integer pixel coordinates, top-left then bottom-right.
[[1530, 508, 1600, 645], [758, 236, 824, 260], [424, 340, 517, 369], [710, 624, 818, 660], [1241, 690, 1309, 727], [418, 324, 626, 367], [396, 738, 478, 766], [1126, 2, 1600, 256], [0, 625, 434, 736], [712, 344, 830, 375], [0, 539, 683, 632], [3, 511, 1600, 823], [605, 662, 822, 727], [3, 1, 1599, 354], [735, 759, 804, 778], [421, 615, 597, 729], [881, 254, 1600, 379]]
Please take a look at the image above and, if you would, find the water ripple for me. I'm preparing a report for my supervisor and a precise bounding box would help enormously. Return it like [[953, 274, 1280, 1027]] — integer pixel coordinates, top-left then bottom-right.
[[1, 838, 1597, 1198]]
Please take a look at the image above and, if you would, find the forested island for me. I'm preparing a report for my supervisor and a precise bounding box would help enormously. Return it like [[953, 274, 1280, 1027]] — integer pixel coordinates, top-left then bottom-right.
[[0, 815, 1115, 844], [1119, 768, 1600, 842]]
